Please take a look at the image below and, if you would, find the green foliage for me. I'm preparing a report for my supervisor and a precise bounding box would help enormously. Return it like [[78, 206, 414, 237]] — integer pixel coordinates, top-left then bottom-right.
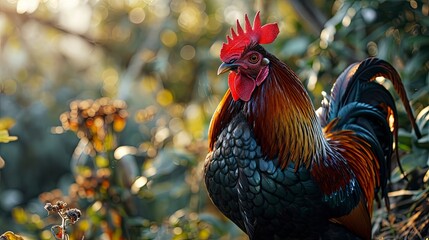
[[0, 231, 24, 240], [0, 118, 18, 144]]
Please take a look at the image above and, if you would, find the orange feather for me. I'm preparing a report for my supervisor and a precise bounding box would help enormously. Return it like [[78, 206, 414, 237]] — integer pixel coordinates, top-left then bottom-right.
[[324, 119, 380, 215]]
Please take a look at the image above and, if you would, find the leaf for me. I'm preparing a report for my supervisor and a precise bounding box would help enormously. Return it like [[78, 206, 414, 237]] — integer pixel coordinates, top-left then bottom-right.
[[398, 152, 428, 171], [415, 106, 429, 148], [404, 53, 429, 76], [145, 148, 194, 178], [0, 130, 18, 143], [397, 128, 413, 149], [416, 106, 429, 132], [0, 117, 15, 130], [424, 169, 429, 183], [417, 134, 429, 149], [281, 36, 311, 57], [51, 225, 68, 240], [0, 231, 24, 240]]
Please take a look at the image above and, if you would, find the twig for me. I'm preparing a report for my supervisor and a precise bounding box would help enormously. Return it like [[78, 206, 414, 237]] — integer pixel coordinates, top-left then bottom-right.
[[0, 8, 101, 47]]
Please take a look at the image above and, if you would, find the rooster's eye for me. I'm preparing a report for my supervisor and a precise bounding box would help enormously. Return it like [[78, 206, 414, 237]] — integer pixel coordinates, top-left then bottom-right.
[[249, 54, 259, 64]]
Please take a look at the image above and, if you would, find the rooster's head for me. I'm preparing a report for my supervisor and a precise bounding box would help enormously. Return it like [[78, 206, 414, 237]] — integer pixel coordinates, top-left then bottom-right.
[[217, 12, 279, 101]]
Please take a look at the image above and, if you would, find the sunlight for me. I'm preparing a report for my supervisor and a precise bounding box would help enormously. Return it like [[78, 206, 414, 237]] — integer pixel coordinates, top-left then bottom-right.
[[1, 1, 427, 239], [161, 29, 178, 47], [180, 45, 196, 60], [129, 7, 146, 24], [178, 4, 204, 33], [16, 0, 39, 14], [131, 176, 148, 194]]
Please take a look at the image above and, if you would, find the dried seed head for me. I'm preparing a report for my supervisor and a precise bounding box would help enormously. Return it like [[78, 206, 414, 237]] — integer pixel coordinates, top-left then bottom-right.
[[65, 208, 82, 224], [56, 200, 67, 210], [44, 202, 54, 212]]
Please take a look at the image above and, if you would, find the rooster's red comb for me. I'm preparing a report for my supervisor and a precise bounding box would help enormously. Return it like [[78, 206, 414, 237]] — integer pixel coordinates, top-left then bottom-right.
[[220, 11, 279, 62]]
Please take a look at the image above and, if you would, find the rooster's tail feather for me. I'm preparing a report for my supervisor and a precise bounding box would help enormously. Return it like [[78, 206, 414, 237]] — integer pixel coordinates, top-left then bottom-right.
[[319, 57, 421, 206]]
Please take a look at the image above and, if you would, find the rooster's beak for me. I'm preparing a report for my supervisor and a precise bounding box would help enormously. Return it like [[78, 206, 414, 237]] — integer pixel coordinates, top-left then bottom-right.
[[217, 62, 239, 75]]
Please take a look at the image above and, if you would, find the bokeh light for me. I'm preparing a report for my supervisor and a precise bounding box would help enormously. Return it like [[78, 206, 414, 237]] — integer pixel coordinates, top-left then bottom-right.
[[160, 29, 178, 47], [180, 45, 196, 60], [129, 7, 146, 24]]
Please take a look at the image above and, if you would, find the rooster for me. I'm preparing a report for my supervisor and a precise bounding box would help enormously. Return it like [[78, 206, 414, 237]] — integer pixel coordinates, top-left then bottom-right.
[[204, 12, 421, 239]]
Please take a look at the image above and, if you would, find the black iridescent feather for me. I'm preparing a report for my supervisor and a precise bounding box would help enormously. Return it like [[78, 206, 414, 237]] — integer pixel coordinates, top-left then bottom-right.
[[205, 113, 362, 239]]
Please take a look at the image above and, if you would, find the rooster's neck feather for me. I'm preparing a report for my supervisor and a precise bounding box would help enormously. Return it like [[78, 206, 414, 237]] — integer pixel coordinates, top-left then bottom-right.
[[246, 54, 326, 168], [209, 51, 327, 168]]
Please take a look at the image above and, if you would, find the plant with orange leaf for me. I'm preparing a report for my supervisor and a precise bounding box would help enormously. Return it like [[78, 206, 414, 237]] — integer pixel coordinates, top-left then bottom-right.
[[56, 97, 132, 239], [44, 201, 81, 240]]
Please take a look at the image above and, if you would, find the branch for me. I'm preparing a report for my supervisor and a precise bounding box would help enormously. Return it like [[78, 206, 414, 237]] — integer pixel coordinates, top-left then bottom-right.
[[0, 8, 100, 47], [288, 0, 327, 35]]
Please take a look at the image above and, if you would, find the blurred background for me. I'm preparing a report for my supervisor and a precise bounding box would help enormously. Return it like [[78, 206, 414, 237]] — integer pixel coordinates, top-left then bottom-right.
[[0, 0, 428, 239]]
